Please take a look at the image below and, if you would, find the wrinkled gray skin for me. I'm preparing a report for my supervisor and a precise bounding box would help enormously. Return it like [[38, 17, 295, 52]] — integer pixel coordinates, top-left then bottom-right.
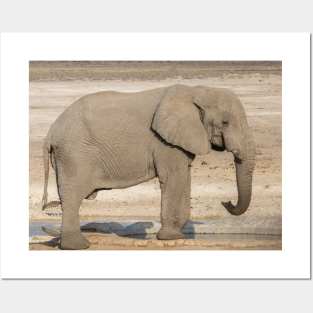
[[42, 85, 256, 249]]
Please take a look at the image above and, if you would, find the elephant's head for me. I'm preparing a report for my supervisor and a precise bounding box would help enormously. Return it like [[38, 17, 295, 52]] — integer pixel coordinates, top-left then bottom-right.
[[152, 84, 256, 215]]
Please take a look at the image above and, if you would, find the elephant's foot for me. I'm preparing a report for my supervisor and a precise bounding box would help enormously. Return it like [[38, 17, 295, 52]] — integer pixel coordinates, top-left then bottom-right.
[[60, 232, 90, 250], [157, 227, 185, 240]]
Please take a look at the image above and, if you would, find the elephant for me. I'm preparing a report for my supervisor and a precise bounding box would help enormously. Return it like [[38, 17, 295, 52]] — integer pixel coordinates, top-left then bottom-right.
[[41, 84, 256, 249]]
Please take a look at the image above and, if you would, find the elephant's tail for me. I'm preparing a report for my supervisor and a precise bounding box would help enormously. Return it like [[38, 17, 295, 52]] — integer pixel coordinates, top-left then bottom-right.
[[42, 135, 51, 210]]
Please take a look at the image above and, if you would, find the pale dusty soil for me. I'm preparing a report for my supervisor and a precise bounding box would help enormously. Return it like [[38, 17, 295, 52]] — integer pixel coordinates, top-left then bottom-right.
[[29, 233, 282, 250], [29, 62, 281, 249]]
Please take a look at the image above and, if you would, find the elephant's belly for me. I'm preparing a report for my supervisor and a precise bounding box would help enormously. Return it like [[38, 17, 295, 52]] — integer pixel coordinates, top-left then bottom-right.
[[94, 144, 157, 189], [98, 170, 156, 189]]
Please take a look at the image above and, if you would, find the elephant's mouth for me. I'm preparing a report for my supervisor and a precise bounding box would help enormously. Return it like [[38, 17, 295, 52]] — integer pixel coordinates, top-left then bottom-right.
[[211, 134, 226, 152], [211, 134, 243, 162], [211, 142, 225, 151]]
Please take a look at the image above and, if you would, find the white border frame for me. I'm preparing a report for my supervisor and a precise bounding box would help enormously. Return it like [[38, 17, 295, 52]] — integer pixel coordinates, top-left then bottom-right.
[[0, 33, 310, 279]]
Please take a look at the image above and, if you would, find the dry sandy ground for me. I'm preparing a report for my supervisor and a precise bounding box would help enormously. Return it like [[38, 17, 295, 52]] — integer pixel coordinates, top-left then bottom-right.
[[29, 62, 281, 250], [30, 233, 281, 250]]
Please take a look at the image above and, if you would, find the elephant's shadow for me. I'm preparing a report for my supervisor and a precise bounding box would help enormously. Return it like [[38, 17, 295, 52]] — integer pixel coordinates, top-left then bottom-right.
[[79, 220, 198, 239], [41, 220, 198, 248], [80, 221, 155, 239]]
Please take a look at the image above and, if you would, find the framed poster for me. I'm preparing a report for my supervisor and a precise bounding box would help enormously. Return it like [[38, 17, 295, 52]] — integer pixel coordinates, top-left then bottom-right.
[[0, 33, 310, 278]]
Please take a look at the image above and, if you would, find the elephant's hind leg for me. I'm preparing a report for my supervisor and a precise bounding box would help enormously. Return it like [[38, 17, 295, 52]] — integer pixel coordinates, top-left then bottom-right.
[[55, 160, 95, 250], [60, 192, 90, 250]]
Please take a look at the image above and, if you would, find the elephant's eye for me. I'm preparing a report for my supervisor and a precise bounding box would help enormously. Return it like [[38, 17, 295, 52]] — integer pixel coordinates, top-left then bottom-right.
[[222, 121, 229, 126]]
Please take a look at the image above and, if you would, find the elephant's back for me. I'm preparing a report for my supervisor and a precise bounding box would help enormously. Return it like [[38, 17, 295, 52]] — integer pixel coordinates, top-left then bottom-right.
[[48, 87, 165, 148], [78, 88, 165, 135], [79, 87, 165, 112]]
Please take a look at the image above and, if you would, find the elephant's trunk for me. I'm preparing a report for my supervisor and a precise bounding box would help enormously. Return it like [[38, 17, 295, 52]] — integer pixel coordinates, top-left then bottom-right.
[[223, 130, 255, 215]]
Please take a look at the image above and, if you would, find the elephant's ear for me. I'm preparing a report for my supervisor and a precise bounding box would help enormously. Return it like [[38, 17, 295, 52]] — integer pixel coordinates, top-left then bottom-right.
[[151, 85, 210, 155]]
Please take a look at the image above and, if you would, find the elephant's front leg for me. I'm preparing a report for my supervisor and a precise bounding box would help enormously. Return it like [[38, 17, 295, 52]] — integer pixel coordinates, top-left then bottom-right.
[[157, 165, 191, 240]]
